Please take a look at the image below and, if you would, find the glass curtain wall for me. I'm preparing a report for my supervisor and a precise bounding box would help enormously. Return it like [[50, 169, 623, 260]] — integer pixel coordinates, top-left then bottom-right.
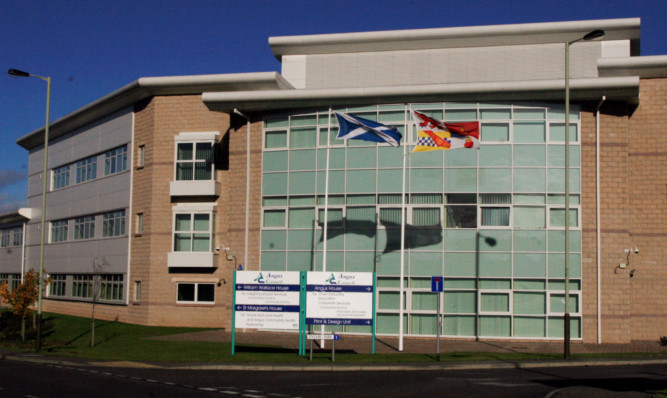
[[260, 103, 582, 339]]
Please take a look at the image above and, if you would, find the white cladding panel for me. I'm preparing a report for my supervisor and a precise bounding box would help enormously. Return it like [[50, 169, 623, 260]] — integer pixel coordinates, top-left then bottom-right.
[[302, 42, 603, 89]]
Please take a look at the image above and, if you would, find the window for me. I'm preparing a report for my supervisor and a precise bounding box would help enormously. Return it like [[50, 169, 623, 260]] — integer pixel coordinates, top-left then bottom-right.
[[175, 142, 214, 181], [76, 156, 97, 183], [173, 213, 212, 252], [12, 227, 23, 247], [72, 274, 93, 298], [51, 220, 68, 242], [103, 210, 126, 237], [52, 165, 70, 190], [136, 213, 143, 234], [444, 194, 477, 228], [138, 145, 145, 167], [100, 274, 124, 301], [177, 282, 215, 304], [105, 145, 128, 175], [134, 281, 141, 302], [0, 274, 8, 289], [50, 274, 66, 297], [480, 194, 511, 227], [0, 229, 9, 247], [74, 216, 95, 240]]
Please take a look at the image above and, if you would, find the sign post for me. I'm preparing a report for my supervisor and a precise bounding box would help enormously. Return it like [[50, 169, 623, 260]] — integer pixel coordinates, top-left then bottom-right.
[[431, 276, 444, 361], [232, 271, 301, 355], [306, 272, 375, 353]]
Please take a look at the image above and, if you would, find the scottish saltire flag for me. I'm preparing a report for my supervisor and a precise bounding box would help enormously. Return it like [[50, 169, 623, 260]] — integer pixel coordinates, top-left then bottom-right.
[[412, 110, 480, 152], [334, 111, 402, 147]]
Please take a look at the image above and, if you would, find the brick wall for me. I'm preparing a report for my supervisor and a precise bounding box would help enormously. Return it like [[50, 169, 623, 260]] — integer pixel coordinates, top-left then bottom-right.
[[580, 78, 667, 343]]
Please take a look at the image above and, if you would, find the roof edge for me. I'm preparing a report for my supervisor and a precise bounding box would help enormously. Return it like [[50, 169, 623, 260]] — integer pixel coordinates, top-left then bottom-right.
[[204, 76, 640, 113], [16, 72, 292, 150], [270, 18, 641, 59]]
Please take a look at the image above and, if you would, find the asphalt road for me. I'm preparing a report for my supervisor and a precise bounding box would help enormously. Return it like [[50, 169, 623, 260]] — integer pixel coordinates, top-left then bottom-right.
[[1, 360, 665, 397]]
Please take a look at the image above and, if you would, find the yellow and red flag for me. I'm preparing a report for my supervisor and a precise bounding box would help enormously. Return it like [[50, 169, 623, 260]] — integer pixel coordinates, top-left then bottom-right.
[[412, 110, 480, 152]]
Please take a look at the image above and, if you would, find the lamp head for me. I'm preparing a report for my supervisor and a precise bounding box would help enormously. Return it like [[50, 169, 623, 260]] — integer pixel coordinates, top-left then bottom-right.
[[8, 68, 30, 77], [583, 30, 605, 41]]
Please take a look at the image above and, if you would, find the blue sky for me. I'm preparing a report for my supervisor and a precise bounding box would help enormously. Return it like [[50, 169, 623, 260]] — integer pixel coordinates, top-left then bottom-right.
[[1, 0, 665, 213]]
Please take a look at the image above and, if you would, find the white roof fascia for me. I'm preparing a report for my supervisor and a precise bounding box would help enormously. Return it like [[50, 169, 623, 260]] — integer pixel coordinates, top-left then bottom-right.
[[270, 18, 641, 59], [598, 55, 667, 78], [203, 76, 639, 113], [17, 72, 293, 150]]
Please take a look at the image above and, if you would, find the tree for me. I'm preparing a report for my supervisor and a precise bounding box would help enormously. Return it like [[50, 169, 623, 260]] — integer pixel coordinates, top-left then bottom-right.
[[0, 270, 50, 343]]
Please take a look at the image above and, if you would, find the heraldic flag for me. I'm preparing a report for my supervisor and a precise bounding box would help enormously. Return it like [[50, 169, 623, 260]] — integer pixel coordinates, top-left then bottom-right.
[[412, 110, 480, 152], [335, 111, 402, 147]]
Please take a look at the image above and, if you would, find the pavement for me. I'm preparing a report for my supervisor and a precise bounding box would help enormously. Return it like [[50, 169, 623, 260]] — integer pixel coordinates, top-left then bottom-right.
[[2, 330, 666, 371]]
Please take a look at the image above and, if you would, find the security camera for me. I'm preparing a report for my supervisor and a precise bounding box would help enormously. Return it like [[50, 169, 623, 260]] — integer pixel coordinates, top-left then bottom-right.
[[634, 247, 639, 254]]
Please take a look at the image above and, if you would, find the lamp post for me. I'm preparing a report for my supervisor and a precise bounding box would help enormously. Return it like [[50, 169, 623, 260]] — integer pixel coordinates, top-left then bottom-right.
[[563, 29, 604, 359], [8, 68, 51, 352]]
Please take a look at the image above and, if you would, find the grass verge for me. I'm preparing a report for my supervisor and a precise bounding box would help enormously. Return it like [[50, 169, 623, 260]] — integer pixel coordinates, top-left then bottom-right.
[[1, 312, 665, 364]]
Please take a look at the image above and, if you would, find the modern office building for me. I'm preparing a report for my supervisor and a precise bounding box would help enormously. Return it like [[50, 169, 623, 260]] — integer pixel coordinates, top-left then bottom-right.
[[2, 18, 665, 343]]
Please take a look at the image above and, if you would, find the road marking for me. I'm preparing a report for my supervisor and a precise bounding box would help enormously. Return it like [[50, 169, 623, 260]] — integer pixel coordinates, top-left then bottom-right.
[[219, 392, 241, 395], [199, 387, 218, 391]]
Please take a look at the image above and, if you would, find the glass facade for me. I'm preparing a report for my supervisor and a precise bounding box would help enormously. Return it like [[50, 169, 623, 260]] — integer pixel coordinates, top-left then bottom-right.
[[260, 102, 582, 339]]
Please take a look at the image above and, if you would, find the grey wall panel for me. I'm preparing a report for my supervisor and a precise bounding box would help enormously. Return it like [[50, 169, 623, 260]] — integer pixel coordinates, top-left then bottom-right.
[[42, 238, 128, 274], [44, 172, 130, 221], [304, 42, 603, 89], [0, 248, 22, 273]]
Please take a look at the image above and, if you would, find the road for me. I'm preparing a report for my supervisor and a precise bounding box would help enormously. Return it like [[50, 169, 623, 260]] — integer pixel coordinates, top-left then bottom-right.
[[0, 359, 665, 397]]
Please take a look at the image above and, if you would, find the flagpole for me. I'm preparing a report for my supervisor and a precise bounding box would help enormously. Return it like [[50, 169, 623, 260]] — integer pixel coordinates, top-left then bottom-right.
[[398, 105, 408, 352], [320, 107, 332, 347], [322, 107, 332, 272]]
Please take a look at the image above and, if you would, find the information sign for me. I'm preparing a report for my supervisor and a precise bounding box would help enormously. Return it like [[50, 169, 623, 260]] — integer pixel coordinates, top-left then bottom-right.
[[431, 276, 444, 293], [306, 272, 374, 326], [234, 271, 301, 330]]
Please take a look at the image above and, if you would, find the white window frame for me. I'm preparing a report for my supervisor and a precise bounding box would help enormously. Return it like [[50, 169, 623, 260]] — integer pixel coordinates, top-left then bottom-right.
[[171, 203, 216, 254], [173, 132, 218, 182], [547, 291, 581, 316], [176, 282, 215, 304], [478, 289, 513, 315]]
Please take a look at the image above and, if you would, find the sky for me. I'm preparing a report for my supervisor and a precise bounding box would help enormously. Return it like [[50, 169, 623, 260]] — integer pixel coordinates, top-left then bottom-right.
[[0, 0, 665, 214]]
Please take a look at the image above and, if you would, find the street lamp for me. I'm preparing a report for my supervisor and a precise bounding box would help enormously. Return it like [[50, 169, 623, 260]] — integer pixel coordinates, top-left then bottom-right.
[[563, 29, 604, 359], [8, 68, 51, 352]]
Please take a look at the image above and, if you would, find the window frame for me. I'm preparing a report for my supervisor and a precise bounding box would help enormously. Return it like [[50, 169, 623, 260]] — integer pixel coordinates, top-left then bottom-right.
[[50, 220, 69, 243], [74, 215, 96, 240], [76, 155, 98, 184], [52, 164, 70, 190], [176, 282, 215, 304], [102, 210, 126, 238], [172, 211, 214, 253], [104, 145, 128, 176], [174, 141, 215, 181]]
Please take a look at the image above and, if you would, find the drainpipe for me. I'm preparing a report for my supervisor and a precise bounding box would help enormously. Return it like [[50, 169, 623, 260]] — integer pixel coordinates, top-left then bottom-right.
[[21, 222, 26, 283], [596, 96, 605, 344], [234, 109, 251, 269]]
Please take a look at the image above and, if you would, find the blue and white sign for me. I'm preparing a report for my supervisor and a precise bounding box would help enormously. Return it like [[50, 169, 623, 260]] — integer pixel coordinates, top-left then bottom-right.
[[306, 272, 374, 326], [431, 276, 444, 293], [234, 271, 301, 330]]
